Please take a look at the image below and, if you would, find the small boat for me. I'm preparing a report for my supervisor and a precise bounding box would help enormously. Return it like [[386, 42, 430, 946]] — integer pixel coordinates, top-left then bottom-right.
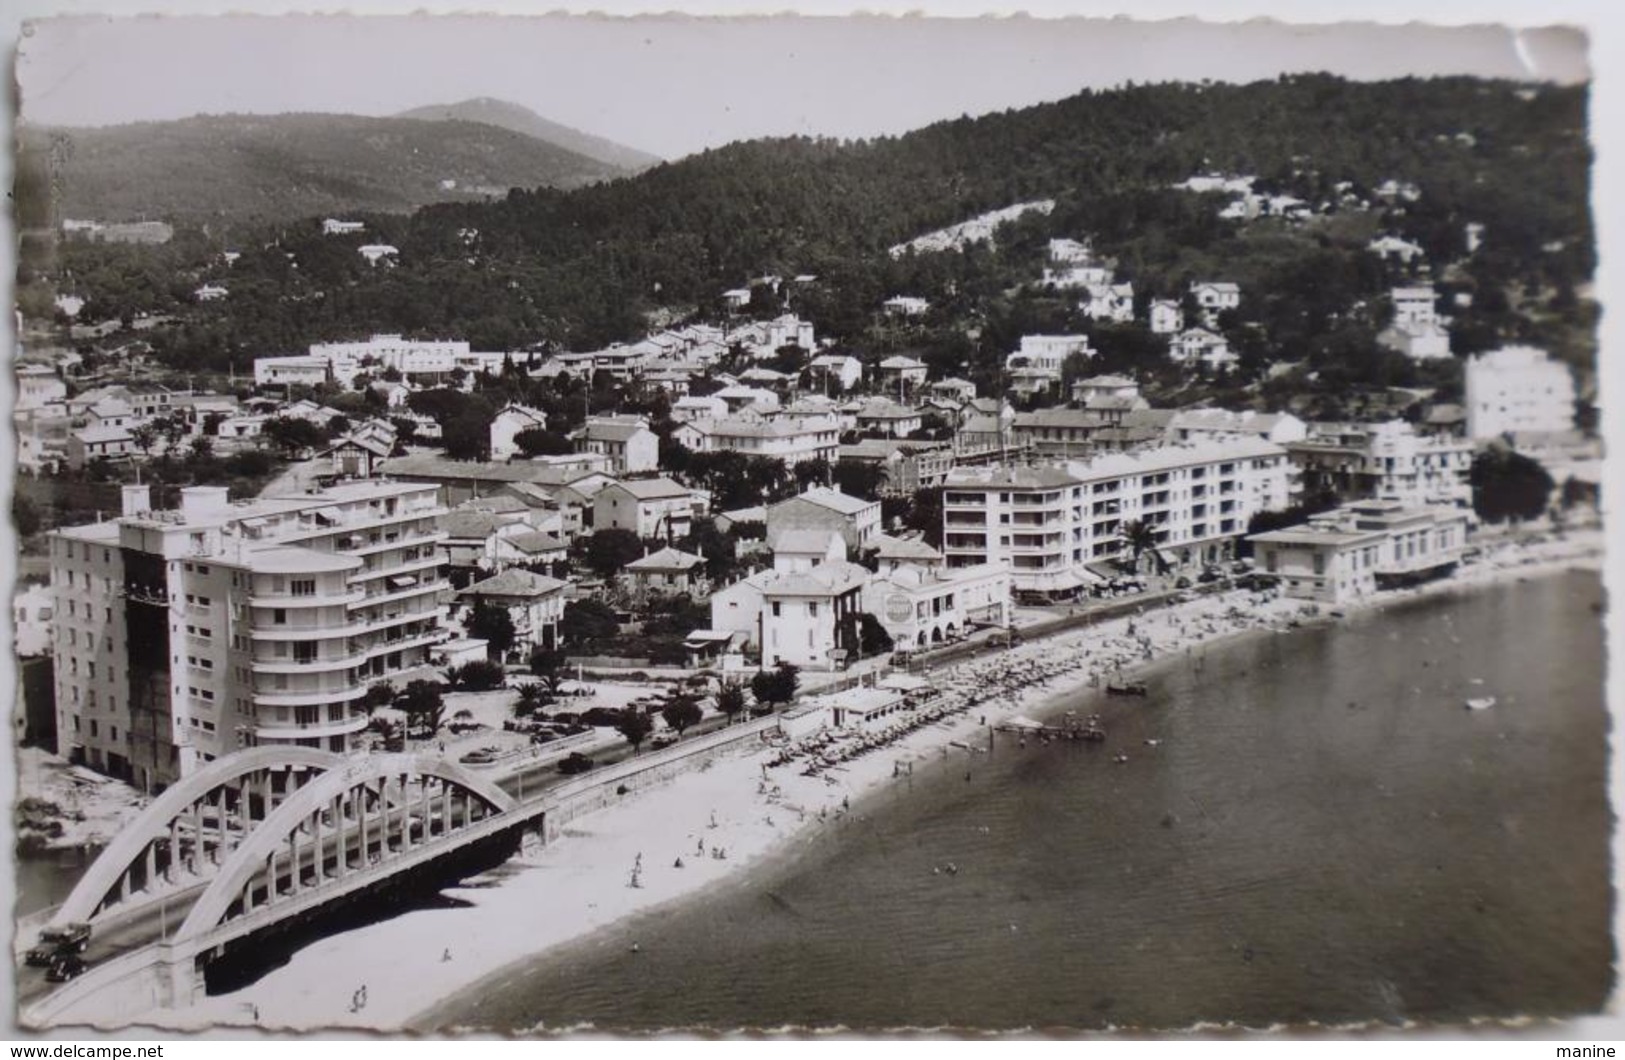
[[1106, 683, 1148, 697], [1465, 696, 1497, 711], [1078, 727, 1107, 743]]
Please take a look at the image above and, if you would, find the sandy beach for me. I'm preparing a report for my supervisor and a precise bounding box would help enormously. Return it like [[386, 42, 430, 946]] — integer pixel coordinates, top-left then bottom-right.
[[140, 527, 1602, 1033]]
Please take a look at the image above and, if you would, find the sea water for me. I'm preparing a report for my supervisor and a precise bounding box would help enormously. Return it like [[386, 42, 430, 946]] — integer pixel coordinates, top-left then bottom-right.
[[427, 570, 1612, 1032]]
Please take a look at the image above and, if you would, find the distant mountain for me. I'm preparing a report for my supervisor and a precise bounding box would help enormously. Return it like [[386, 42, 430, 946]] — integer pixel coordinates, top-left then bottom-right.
[[18, 112, 628, 226], [396, 98, 662, 173]]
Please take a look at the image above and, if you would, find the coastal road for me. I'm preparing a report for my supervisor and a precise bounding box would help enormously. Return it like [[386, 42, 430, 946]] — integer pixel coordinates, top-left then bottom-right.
[[492, 711, 740, 803]]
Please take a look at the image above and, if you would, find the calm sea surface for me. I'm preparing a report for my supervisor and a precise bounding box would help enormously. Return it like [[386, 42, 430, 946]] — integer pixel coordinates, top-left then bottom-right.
[[424, 570, 1613, 1032]]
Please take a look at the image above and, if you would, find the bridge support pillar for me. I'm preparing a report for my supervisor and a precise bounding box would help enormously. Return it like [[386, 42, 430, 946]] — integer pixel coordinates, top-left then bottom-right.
[[288, 830, 301, 896], [155, 942, 201, 1010], [335, 795, 349, 879], [312, 807, 325, 882]]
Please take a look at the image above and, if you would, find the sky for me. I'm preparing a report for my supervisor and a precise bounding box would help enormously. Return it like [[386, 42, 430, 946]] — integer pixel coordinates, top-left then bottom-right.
[[15, 14, 1591, 160]]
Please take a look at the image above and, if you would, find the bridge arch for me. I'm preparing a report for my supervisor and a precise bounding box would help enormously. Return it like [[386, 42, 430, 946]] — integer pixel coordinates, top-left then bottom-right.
[[54, 747, 344, 926], [174, 752, 515, 945]]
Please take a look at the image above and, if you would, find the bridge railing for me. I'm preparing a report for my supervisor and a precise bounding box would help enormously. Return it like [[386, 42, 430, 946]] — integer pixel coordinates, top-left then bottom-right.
[[21, 941, 166, 1029]]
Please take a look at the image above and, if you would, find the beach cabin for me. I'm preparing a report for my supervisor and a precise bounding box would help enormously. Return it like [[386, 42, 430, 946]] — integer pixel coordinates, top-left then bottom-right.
[[817, 686, 910, 731]]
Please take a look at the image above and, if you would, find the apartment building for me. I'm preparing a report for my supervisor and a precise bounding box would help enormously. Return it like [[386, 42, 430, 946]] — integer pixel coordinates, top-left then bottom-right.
[[673, 414, 839, 467], [941, 438, 1292, 595], [489, 404, 549, 462], [836, 439, 956, 495], [709, 562, 869, 671], [571, 416, 659, 475], [49, 480, 450, 791], [766, 487, 883, 553], [255, 334, 471, 388], [1006, 335, 1095, 398], [864, 561, 1013, 650], [1248, 500, 1472, 604], [592, 478, 701, 539], [1464, 346, 1577, 440], [1286, 420, 1473, 508]]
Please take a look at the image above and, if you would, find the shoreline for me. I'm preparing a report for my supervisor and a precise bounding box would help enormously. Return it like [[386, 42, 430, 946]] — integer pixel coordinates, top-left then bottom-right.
[[142, 530, 1602, 1033]]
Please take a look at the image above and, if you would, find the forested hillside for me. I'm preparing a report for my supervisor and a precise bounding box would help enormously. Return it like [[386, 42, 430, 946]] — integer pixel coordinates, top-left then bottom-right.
[[18, 112, 628, 224], [22, 75, 1593, 395], [396, 98, 662, 173]]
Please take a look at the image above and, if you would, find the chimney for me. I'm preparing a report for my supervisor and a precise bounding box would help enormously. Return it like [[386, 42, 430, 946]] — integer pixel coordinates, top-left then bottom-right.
[[121, 483, 153, 518], [179, 485, 232, 521]]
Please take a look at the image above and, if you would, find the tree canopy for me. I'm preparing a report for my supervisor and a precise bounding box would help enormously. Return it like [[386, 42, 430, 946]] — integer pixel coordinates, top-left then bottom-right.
[[1471, 446, 1555, 523]]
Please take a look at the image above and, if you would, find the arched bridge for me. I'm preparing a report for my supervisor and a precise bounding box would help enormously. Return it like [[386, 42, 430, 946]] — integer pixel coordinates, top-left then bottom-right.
[[26, 749, 534, 1023]]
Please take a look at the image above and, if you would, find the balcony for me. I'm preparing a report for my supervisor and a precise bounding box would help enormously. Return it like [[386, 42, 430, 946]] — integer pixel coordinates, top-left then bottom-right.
[[345, 528, 448, 558], [252, 684, 369, 709], [349, 552, 445, 585], [251, 650, 370, 675], [250, 604, 439, 642], [356, 578, 445, 611], [282, 504, 447, 543], [249, 588, 366, 609], [254, 712, 370, 742], [353, 626, 447, 664]]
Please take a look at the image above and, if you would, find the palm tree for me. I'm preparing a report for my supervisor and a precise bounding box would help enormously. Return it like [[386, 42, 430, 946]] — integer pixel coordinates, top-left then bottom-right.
[[514, 683, 549, 717], [1118, 519, 1169, 576]]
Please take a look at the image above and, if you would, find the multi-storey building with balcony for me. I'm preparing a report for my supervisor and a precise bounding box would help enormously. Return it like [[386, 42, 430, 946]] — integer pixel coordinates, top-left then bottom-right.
[[672, 414, 840, 468], [1464, 345, 1577, 440], [941, 438, 1291, 597], [1285, 420, 1474, 509], [1248, 500, 1472, 604], [48, 480, 451, 791]]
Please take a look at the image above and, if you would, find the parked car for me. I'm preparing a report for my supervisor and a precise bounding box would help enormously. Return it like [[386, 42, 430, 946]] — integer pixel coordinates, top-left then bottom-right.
[[558, 752, 595, 775], [581, 707, 622, 727], [529, 731, 558, 746], [651, 732, 679, 749], [46, 954, 87, 982], [459, 747, 502, 765], [25, 922, 90, 966]]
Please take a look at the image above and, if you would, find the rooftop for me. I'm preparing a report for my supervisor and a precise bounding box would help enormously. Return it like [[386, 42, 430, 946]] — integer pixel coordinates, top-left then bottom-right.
[[574, 422, 652, 443], [460, 569, 569, 599], [605, 477, 691, 501], [507, 530, 566, 553], [625, 547, 705, 572], [381, 453, 600, 485], [779, 487, 877, 516], [751, 560, 870, 598]]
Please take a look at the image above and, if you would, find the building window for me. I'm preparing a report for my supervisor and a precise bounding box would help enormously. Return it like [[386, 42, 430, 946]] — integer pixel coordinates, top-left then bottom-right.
[[771, 602, 781, 617], [273, 609, 287, 625], [290, 579, 316, 597]]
